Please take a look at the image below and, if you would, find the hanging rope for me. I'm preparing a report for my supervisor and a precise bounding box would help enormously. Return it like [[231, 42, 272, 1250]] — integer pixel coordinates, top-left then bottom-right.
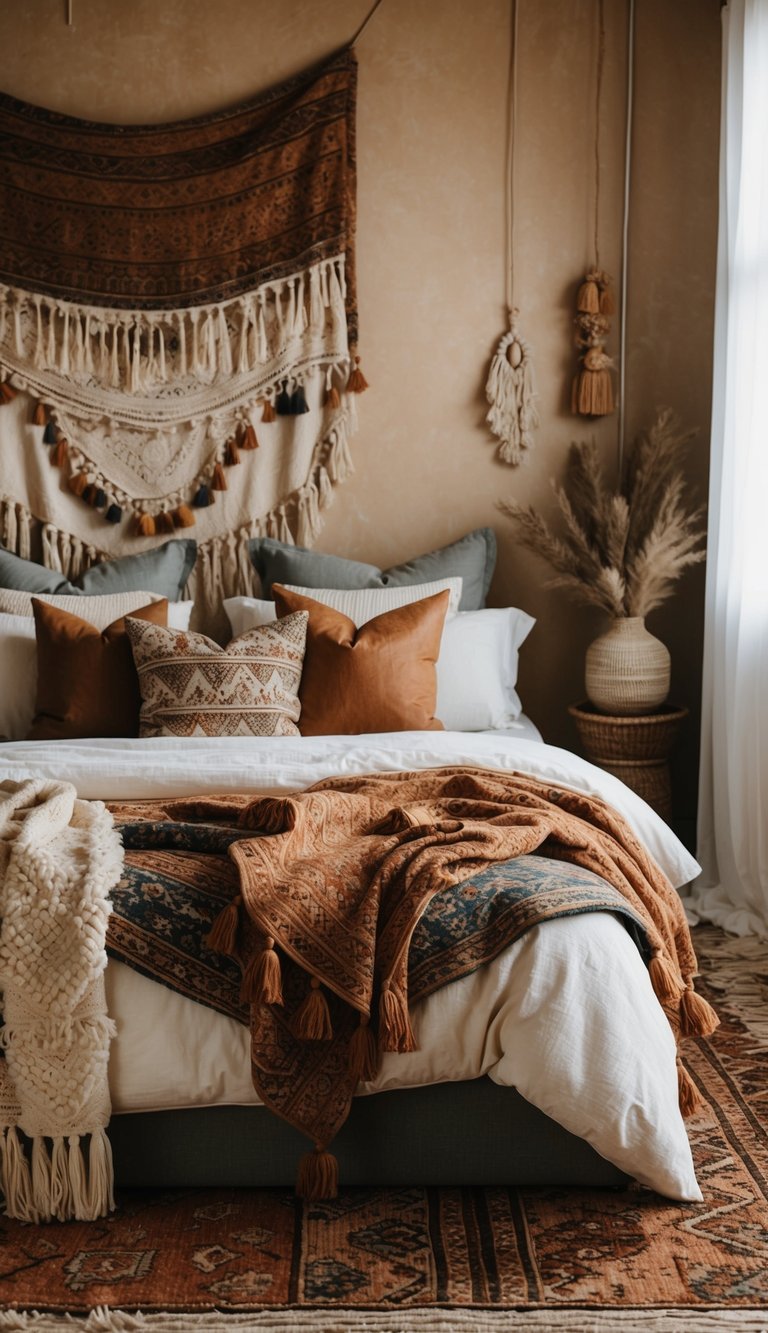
[[349, 0, 385, 47], [571, 0, 616, 417], [485, 0, 539, 465], [618, 0, 636, 470]]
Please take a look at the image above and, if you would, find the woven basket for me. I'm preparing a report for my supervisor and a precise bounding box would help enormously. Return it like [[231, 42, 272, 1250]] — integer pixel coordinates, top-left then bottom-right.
[[568, 702, 688, 763]]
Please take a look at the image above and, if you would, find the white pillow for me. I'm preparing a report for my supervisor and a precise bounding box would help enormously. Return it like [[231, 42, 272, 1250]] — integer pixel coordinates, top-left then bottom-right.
[[436, 607, 535, 730], [224, 591, 535, 732], [224, 578, 463, 639], [0, 596, 194, 741]]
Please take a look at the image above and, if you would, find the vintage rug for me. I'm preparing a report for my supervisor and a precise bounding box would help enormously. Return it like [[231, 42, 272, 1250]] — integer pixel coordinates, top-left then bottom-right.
[[0, 924, 766, 1331], [0, 48, 364, 620]]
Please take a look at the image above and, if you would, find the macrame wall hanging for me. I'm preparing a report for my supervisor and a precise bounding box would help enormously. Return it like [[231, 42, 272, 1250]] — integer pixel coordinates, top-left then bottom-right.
[[485, 0, 539, 465], [571, 0, 616, 418], [0, 46, 366, 615]]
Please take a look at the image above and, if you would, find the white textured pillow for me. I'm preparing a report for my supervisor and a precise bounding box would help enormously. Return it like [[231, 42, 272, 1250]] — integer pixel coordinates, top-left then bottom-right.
[[436, 607, 535, 731], [223, 577, 463, 639], [0, 595, 193, 741], [224, 592, 534, 733], [126, 614, 309, 738]]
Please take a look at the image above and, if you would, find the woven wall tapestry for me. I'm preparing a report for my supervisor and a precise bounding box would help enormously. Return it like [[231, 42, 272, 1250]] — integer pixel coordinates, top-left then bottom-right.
[[0, 46, 365, 616]]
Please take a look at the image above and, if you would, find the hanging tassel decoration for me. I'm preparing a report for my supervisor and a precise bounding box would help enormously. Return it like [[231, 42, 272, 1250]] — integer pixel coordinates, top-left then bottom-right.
[[240, 936, 283, 1006], [50, 438, 69, 468], [485, 310, 540, 465], [155, 510, 176, 534], [378, 979, 416, 1053], [679, 985, 720, 1038], [172, 504, 195, 529], [348, 1014, 378, 1083], [572, 336, 615, 416], [346, 354, 368, 393], [212, 462, 227, 491], [240, 423, 259, 450], [205, 896, 242, 957], [0, 382, 17, 404], [33, 402, 48, 427], [290, 384, 310, 414], [225, 438, 240, 466], [275, 383, 292, 415], [135, 512, 157, 537], [67, 471, 90, 498], [261, 394, 276, 423], [193, 484, 212, 508], [105, 503, 123, 524]]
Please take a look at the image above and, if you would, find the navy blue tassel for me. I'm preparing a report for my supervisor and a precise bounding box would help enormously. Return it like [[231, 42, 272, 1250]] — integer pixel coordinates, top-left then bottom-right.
[[93, 487, 107, 509], [290, 385, 309, 414], [193, 484, 212, 508], [43, 421, 58, 445], [105, 503, 122, 524], [276, 386, 292, 415]]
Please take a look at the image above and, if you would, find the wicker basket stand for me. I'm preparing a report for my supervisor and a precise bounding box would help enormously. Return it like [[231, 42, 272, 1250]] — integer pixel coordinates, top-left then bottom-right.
[[568, 702, 688, 821]]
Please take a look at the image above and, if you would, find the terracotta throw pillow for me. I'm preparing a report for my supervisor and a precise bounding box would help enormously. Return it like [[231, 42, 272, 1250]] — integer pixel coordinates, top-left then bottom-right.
[[272, 585, 449, 735], [29, 598, 168, 741], [125, 613, 308, 738]]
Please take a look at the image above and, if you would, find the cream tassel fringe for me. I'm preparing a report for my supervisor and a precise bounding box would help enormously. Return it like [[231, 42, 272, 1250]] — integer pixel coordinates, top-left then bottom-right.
[[0, 1126, 113, 1222], [485, 310, 539, 465]]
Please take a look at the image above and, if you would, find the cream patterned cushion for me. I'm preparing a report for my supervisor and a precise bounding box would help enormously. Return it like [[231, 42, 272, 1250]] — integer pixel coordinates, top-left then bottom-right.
[[125, 613, 308, 738]]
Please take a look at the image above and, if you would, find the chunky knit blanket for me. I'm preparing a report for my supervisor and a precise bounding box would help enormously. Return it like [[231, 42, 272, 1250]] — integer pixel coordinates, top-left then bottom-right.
[[187, 766, 718, 1198], [0, 779, 122, 1222]]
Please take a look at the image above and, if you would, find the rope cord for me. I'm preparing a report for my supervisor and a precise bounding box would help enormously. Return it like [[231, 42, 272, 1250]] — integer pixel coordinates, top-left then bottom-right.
[[350, 0, 385, 47], [593, 0, 606, 269], [618, 0, 635, 472], [505, 0, 520, 316]]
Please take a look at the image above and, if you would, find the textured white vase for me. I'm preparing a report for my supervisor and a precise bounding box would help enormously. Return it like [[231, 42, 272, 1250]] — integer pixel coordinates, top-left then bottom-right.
[[584, 616, 671, 716]]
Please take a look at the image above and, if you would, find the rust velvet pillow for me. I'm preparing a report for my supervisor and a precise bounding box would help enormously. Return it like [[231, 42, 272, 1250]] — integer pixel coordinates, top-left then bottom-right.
[[28, 597, 168, 741], [272, 584, 450, 736]]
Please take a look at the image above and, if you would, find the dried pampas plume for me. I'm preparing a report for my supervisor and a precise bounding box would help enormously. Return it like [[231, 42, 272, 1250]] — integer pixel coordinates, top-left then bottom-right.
[[500, 409, 706, 618]]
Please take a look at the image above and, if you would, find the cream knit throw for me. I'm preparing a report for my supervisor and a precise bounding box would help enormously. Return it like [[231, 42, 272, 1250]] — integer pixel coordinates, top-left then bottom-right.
[[0, 779, 122, 1222]]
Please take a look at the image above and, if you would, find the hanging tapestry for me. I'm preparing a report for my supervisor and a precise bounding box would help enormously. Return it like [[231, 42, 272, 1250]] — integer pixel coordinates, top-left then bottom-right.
[[0, 46, 365, 615]]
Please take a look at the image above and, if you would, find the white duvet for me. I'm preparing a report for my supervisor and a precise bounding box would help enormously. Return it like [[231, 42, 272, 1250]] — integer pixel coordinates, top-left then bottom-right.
[[0, 726, 703, 1200]]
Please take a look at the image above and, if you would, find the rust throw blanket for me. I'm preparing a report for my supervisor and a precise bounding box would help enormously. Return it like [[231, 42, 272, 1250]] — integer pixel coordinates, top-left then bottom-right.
[[167, 766, 718, 1198], [0, 48, 362, 612]]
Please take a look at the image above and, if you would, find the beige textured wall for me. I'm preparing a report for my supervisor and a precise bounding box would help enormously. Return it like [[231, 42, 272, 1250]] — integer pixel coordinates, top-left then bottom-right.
[[0, 0, 720, 833]]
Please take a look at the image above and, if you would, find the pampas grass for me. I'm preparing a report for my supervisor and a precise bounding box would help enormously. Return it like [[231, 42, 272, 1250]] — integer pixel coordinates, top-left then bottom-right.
[[500, 410, 706, 617]]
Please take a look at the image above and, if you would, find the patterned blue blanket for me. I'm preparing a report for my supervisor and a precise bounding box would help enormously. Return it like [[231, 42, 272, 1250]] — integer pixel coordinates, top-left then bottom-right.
[[106, 816, 651, 1023]]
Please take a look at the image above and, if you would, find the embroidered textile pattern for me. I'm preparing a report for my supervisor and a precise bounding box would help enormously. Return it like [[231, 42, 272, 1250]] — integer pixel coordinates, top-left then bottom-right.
[[0, 48, 364, 611], [125, 612, 308, 738], [0, 779, 122, 1222], [108, 767, 718, 1198]]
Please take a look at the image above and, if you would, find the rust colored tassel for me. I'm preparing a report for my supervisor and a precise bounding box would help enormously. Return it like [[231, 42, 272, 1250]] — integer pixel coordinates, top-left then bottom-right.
[[346, 355, 369, 393], [240, 423, 259, 450], [325, 384, 341, 410], [296, 1143, 338, 1200], [599, 279, 616, 316], [67, 471, 89, 498], [576, 275, 600, 313], [225, 438, 240, 466], [294, 977, 333, 1041], [136, 512, 157, 537], [648, 951, 684, 1004], [348, 1015, 379, 1083], [679, 986, 720, 1038], [0, 382, 17, 404], [155, 510, 176, 534], [240, 936, 283, 1006], [573, 346, 615, 416], [172, 504, 195, 529], [33, 401, 48, 426], [261, 397, 276, 423], [677, 1061, 703, 1117], [212, 462, 227, 491], [50, 438, 69, 468], [205, 896, 242, 957], [378, 981, 416, 1053]]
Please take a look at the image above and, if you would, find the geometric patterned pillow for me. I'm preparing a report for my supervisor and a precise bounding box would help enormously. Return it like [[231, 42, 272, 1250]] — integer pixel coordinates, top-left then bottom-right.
[[125, 612, 308, 738]]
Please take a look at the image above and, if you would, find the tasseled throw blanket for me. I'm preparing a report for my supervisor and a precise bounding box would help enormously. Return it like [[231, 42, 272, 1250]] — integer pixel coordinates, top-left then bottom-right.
[[141, 766, 718, 1200], [0, 780, 122, 1222]]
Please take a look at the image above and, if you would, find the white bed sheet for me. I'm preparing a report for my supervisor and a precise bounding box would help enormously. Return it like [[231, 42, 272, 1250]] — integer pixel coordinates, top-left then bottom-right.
[[0, 727, 702, 1201]]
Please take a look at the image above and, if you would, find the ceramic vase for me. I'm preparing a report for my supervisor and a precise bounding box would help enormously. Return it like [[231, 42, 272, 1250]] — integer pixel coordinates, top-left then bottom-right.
[[584, 616, 671, 716]]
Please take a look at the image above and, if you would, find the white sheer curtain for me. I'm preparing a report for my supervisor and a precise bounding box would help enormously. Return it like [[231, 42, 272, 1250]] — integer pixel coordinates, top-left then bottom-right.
[[692, 0, 768, 935]]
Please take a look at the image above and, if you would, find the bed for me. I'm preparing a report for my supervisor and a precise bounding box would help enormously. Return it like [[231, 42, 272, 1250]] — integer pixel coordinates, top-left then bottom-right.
[[0, 530, 709, 1215]]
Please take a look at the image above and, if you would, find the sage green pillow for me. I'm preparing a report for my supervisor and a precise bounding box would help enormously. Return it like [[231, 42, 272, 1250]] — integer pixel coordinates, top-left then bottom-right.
[[248, 528, 496, 612], [0, 539, 197, 602]]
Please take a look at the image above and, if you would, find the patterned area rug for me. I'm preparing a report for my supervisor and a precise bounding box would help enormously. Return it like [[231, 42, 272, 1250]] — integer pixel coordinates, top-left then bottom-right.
[[1, 924, 768, 1333]]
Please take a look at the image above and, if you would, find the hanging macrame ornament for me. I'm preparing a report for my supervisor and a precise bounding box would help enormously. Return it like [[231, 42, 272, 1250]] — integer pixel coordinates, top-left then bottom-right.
[[485, 309, 539, 465], [570, 0, 616, 418], [484, 0, 538, 465]]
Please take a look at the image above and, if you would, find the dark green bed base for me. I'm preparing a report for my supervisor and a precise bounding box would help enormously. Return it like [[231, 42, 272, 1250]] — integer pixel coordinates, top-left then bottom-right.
[[110, 1078, 627, 1189]]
